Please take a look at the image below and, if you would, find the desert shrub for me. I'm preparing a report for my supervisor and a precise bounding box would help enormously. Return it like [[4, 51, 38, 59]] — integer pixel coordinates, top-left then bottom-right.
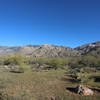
[[67, 63, 99, 83], [3, 55, 25, 65], [48, 58, 68, 70], [29, 58, 69, 70], [80, 56, 98, 67], [68, 57, 82, 69], [3, 55, 30, 73], [76, 72, 94, 83], [69, 56, 100, 73], [89, 75, 100, 82]]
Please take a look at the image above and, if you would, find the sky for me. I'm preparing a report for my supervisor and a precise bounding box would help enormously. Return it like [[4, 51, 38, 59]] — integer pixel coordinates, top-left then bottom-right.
[[0, 0, 100, 48]]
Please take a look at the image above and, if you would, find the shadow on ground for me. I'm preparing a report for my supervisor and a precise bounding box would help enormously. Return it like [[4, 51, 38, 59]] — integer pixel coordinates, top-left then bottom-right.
[[61, 77, 79, 83], [66, 87, 77, 93]]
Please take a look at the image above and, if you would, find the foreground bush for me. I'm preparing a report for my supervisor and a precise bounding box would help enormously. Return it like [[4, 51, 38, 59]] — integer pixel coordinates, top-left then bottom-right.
[[2, 55, 30, 73]]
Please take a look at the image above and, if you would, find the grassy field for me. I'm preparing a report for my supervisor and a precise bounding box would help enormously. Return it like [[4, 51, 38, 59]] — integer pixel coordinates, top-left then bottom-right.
[[0, 69, 100, 100]]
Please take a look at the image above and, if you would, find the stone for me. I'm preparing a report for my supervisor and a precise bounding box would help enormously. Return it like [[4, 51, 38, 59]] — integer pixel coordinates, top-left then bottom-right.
[[76, 85, 94, 96]]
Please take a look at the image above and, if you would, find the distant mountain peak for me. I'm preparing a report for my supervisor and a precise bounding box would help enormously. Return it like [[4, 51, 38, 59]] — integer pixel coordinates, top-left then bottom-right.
[[0, 41, 99, 57], [42, 44, 53, 47]]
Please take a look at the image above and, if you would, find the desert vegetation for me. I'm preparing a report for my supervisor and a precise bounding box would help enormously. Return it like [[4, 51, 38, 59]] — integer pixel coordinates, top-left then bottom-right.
[[0, 54, 99, 100]]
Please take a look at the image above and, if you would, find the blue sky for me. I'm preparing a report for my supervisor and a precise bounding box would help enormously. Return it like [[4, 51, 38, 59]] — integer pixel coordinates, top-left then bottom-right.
[[0, 0, 100, 48]]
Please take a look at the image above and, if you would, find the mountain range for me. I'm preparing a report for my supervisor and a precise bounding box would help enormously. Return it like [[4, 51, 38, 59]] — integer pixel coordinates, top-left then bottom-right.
[[0, 41, 100, 57]]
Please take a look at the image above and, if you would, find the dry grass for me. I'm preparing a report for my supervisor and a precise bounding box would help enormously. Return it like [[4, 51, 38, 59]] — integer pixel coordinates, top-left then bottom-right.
[[0, 69, 99, 100]]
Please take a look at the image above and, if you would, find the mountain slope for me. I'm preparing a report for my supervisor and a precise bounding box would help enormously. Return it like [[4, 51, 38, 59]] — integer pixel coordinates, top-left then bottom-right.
[[0, 44, 79, 57], [75, 41, 100, 56], [0, 41, 100, 57]]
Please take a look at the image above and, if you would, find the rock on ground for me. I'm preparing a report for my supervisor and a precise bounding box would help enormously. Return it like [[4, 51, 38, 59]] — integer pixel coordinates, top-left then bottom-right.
[[76, 85, 94, 96]]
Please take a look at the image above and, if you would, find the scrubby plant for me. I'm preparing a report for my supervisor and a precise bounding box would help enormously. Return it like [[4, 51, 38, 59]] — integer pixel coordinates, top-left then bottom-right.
[[28, 57, 69, 70], [47, 58, 68, 70], [3, 55, 30, 73]]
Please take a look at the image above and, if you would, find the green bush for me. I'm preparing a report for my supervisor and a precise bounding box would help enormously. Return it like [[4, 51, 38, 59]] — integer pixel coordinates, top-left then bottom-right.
[[28, 58, 69, 70], [69, 56, 100, 72], [3, 55, 30, 73], [48, 58, 68, 70]]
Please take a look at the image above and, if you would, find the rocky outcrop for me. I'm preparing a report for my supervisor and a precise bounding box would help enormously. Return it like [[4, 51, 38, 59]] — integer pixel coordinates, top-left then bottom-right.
[[0, 45, 80, 57], [75, 41, 100, 56], [76, 85, 94, 96], [0, 41, 99, 57]]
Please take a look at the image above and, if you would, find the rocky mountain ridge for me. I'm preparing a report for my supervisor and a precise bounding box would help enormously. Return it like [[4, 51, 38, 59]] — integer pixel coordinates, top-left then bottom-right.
[[0, 41, 99, 57], [75, 41, 100, 56]]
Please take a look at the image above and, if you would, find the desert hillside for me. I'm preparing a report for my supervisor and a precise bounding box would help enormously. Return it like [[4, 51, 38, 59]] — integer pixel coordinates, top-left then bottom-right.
[[0, 41, 100, 57]]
